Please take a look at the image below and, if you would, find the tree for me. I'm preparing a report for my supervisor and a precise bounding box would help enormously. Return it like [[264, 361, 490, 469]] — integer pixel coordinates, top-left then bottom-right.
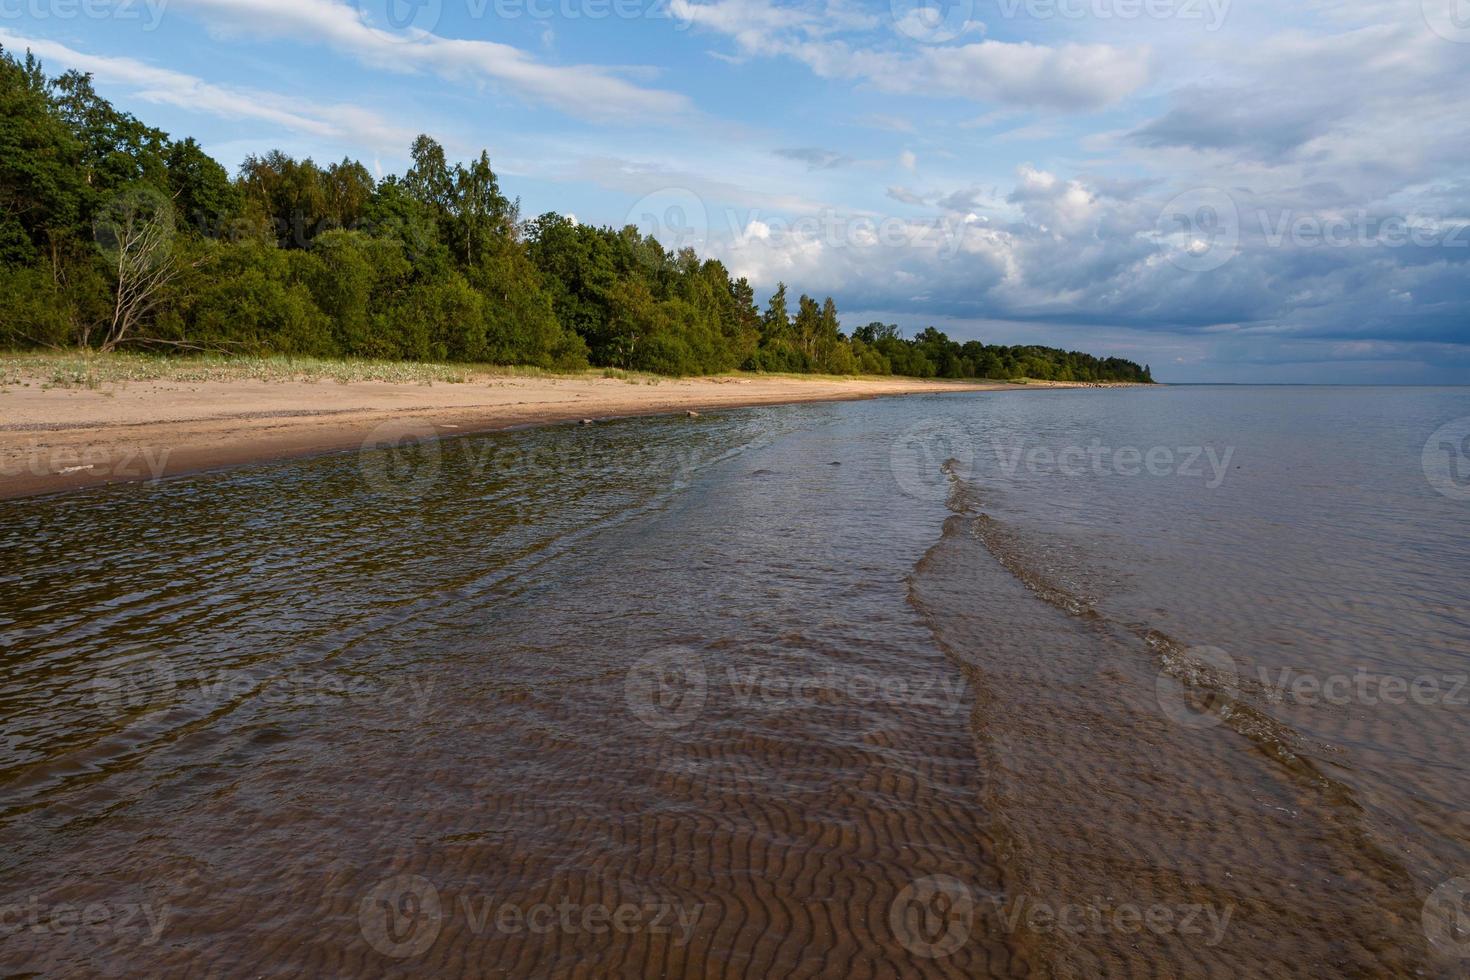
[[239, 151, 329, 247], [794, 293, 821, 359], [762, 283, 791, 343], [167, 137, 240, 236], [93, 185, 186, 351], [0, 54, 1155, 383], [450, 150, 512, 268], [50, 69, 168, 191]]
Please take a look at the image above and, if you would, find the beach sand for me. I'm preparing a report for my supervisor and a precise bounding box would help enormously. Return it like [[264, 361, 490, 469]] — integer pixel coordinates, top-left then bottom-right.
[[0, 370, 1101, 500]]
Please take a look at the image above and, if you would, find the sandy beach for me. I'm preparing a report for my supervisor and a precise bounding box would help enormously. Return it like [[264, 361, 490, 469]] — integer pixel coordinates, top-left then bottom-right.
[[0, 368, 1100, 500]]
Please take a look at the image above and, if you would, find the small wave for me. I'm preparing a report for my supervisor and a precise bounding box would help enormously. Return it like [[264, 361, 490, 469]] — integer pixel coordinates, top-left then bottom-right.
[[905, 465, 1429, 976]]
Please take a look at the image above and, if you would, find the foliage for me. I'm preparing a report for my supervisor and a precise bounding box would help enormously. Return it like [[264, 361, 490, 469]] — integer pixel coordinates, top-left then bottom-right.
[[0, 47, 1152, 384]]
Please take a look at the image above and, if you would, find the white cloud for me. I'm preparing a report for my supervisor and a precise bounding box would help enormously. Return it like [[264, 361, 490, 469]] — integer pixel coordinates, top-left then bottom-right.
[[672, 0, 1149, 110], [0, 30, 416, 150], [168, 0, 693, 121]]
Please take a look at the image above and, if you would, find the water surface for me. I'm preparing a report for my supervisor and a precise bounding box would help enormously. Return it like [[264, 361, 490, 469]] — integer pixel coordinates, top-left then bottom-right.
[[2, 386, 1466, 976]]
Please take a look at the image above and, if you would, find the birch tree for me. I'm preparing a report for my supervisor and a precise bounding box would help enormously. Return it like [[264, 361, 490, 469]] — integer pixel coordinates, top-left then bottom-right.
[[93, 185, 179, 352]]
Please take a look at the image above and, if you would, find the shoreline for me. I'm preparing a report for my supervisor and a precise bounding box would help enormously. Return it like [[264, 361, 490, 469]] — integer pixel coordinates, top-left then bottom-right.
[[0, 370, 1138, 501]]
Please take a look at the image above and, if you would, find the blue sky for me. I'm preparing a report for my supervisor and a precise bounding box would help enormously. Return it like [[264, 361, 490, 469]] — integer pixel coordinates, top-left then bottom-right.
[[3, 0, 1468, 381]]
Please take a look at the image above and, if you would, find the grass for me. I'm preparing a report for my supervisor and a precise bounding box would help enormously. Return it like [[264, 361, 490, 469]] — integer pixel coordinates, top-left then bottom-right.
[[0, 352, 598, 390], [0, 351, 1060, 392]]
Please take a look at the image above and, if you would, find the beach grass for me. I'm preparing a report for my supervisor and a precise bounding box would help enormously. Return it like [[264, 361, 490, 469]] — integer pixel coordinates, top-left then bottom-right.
[[0, 352, 672, 390], [0, 351, 1035, 392]]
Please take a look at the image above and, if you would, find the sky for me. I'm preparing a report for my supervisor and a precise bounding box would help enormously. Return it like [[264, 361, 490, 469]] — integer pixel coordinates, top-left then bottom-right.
[[3, 0, 1468, 382]]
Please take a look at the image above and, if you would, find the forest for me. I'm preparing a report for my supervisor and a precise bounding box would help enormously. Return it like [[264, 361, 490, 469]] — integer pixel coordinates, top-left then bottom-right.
[[0, 48, 1153, 384]]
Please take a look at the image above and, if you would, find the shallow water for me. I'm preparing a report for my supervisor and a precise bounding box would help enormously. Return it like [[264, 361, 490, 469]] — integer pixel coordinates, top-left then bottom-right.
[[1, 386, 1467, 976]]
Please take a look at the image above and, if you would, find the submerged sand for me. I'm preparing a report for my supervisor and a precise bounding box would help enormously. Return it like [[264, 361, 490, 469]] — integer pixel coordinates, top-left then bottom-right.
[[0, 371, 1106, 500]]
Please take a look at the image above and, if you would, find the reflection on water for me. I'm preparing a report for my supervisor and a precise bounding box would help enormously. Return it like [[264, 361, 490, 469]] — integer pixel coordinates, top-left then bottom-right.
[[1, 387, 1467, 976]]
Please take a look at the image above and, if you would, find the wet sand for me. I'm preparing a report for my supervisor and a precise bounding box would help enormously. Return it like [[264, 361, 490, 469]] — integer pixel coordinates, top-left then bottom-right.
[[0, 372, 1099, 500]]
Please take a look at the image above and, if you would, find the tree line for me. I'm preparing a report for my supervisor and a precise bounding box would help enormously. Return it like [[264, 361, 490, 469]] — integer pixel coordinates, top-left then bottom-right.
[[0, 48, 1153, 384]]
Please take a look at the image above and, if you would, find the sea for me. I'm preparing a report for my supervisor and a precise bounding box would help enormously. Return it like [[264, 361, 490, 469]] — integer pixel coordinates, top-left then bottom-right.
[[2, 384, 1468, 976]]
